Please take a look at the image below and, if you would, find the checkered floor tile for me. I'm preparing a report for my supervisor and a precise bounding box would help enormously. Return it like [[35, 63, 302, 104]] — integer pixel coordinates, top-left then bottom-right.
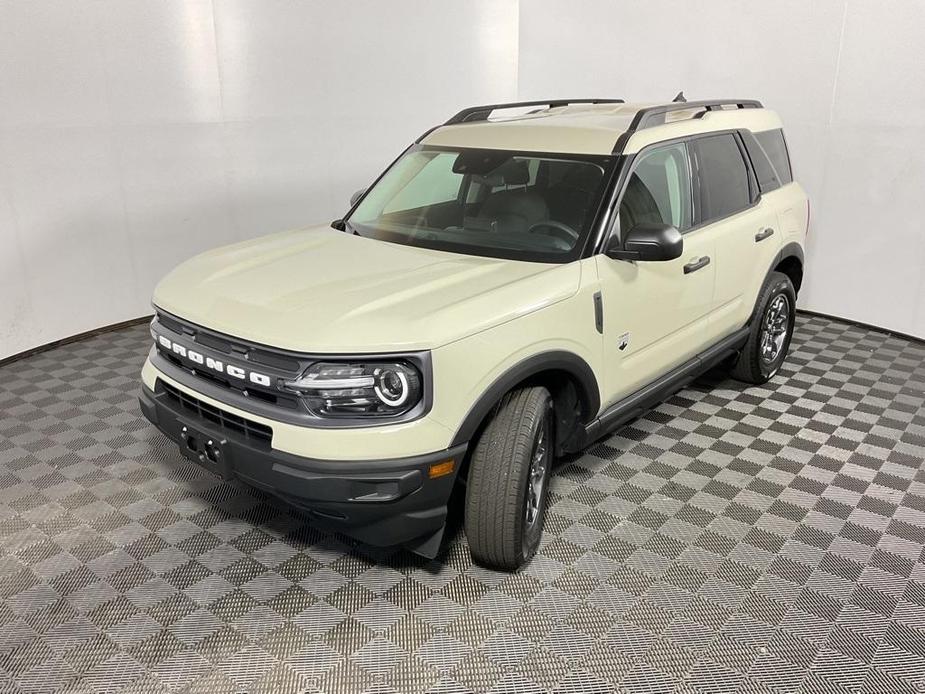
[[1, 314, 925, 693]]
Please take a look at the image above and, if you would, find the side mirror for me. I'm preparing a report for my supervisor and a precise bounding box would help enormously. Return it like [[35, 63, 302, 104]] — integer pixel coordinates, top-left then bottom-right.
[[350, 188, 367, 207], [605, 223, 683, 261]]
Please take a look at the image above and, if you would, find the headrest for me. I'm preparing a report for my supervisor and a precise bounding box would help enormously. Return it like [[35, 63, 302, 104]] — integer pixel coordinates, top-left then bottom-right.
[[454, 150, 532, 186], [473, 158, 530, 187], [561, 163, 602, 189], [496, 159, 530, 185]]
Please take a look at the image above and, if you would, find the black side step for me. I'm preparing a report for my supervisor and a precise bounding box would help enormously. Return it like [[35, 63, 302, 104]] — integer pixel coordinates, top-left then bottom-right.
[[578, 327, 749, 449]]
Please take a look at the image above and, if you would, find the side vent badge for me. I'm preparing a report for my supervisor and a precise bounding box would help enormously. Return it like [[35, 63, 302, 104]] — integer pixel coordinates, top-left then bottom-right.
[[592, 292, 604, 334], [618, 333, 630, 351]]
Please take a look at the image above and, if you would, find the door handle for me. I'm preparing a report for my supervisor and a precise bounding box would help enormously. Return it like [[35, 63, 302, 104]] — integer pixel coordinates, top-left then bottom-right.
[[755, 227, 775, 242], [683, 256, 711, 274]]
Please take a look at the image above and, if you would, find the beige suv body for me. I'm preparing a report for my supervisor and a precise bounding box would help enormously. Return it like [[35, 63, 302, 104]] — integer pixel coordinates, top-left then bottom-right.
[[140, 98, 808, 570]]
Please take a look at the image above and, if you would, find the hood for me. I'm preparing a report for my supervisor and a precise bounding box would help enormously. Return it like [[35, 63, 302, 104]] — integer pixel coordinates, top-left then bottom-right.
[[153, 226, 581, 353]]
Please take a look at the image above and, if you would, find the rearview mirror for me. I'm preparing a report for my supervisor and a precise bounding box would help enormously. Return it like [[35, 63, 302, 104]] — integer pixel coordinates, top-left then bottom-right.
[[605, 223, 683, 261], [350, 188, 367, 207]]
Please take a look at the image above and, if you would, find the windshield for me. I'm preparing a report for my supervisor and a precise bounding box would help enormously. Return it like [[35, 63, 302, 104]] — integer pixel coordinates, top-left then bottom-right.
[[347, 146, 614, 262]]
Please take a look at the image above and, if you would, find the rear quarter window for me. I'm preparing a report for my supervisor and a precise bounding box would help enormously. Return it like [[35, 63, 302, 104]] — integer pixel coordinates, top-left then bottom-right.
[[741, 130, 782, 193], [754, 129, 793, 185]]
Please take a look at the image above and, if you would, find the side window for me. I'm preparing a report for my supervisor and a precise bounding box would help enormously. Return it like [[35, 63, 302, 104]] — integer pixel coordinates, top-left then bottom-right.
[[618, 142, 692, 234], [692, 134, 751, 223], [383, 152, 461, 214], [741, 130, 781, 194], [754, 129, 793, 185]]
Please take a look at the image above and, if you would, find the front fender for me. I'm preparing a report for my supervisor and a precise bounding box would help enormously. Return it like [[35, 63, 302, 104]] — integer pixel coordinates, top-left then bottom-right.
[[448, 350, 600, 447]]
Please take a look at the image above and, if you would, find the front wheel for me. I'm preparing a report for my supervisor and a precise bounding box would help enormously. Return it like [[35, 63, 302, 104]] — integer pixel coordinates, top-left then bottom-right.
[[730, 271, 797, 384], [464, 386, 554, 571]]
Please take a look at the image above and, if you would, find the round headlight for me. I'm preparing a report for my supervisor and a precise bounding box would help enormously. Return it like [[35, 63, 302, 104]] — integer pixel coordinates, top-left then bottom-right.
[[374, 367, 410, 407]]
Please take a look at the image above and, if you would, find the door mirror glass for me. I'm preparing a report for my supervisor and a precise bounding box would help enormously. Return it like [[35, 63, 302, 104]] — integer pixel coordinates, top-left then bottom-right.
[[605, 223, 683, 261], [350, 188, 367, 207]]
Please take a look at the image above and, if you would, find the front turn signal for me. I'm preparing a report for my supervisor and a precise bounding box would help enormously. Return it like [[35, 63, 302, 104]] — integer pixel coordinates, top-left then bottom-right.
[[428, 459, 456, 479]]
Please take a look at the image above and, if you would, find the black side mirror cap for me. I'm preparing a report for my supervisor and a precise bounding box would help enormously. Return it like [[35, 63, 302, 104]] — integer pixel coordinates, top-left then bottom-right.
[[350, 188, 367, 207], [605, 223, 684, 262]]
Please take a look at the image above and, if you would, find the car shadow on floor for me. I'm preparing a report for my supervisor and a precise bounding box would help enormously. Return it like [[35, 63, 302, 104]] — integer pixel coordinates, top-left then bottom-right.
[[183, 363, 759, 577]]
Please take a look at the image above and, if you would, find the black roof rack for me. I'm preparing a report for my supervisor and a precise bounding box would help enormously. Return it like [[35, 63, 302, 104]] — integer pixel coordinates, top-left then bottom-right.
[[613, 98, 763, 153], [445, 98, 625, 125]]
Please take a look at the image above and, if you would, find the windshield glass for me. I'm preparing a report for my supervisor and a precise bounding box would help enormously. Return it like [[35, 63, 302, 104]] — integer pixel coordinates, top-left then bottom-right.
[[347, 146, 614, 262]]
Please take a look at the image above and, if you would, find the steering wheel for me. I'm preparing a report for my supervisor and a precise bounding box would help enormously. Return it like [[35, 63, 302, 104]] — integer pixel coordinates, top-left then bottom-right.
[[527, 220, 579, 244]]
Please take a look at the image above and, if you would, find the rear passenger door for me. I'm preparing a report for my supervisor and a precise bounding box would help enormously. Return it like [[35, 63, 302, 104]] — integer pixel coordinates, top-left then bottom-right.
[[690, 133, 781, 343]]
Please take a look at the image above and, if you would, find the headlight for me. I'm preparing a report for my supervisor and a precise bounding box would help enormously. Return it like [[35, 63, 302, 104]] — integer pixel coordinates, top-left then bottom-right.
[[283, 361, 423, 418]]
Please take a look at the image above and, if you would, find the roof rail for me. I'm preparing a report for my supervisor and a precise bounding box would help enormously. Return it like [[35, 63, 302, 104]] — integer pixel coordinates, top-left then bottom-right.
[[613, 98, 763, 153], [445, 98, 625, 125]]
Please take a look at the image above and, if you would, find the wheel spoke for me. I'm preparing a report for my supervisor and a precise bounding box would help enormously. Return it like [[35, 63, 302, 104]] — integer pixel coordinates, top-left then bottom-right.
[[524, 410, 551, 530], [759, 294, 790, 365]]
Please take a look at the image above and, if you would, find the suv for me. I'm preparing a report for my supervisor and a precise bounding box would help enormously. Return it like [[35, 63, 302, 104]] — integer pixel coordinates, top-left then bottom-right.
[[139, 98, 808, 571]]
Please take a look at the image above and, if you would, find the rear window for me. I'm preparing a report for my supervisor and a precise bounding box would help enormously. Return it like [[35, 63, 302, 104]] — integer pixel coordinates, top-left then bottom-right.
[[691, 134, 751, 223], [754, 129, 793, 185]]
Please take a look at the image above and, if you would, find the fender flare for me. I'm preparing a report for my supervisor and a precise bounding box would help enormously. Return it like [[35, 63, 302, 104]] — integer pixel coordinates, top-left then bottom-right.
[[748, 241, 804, 325], [768, 241, 804, 296], [774, 241, 804, 271], [449, 350, 600, 447]]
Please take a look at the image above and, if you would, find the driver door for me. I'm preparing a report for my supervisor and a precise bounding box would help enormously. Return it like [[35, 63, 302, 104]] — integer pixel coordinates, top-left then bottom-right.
[[595, 141, 715, 406]]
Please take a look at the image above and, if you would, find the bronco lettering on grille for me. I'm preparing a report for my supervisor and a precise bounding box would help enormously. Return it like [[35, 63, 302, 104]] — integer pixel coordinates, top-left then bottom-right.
[[157, 335, 272, 387]]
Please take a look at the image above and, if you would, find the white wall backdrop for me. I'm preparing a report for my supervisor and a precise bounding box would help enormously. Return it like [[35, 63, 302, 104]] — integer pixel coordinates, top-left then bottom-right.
[[518, 0, 925, 339], [0, 0, 518, 359], [3, 0, 925, 360]]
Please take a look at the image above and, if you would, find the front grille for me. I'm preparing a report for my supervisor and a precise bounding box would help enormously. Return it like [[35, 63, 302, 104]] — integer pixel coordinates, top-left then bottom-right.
[[153, 311, 303, 410], [155, 347, 300, 410], [156, 311, 302, 371], [157, 380, 272, 445]]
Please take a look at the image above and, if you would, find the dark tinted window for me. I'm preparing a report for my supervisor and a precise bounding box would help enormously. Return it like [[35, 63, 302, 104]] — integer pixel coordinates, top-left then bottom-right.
[[755, 129, 792, 184], [692, 134, 751, 222], [741, 130, 781, 193], [618, 142, 692, 233]]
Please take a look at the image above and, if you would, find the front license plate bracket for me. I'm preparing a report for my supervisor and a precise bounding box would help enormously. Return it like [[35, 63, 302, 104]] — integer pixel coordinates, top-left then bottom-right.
[[177, 420, 233, 480]]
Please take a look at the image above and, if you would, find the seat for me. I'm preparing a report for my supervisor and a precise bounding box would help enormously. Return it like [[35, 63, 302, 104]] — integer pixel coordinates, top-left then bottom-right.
[[618, 172, 664, 232], [545, 163, 602, 231], [477, 160, 549, 234]]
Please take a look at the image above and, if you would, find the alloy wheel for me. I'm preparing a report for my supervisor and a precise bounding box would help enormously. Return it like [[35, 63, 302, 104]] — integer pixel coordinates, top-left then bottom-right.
[[524, 409, 551, 534], [760, 294, 790, 364]]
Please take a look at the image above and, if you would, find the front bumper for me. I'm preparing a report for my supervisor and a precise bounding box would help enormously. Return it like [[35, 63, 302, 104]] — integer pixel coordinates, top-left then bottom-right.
[[139, 384, 466, 555]]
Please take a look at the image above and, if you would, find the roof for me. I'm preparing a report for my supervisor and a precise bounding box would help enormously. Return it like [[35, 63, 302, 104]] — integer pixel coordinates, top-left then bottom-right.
[[421, 100, 784, 156]]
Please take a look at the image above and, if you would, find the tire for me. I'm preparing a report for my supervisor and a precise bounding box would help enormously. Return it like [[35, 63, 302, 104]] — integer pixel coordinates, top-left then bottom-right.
[[464, 386, 554, 571], [730, 271, 797, 384]]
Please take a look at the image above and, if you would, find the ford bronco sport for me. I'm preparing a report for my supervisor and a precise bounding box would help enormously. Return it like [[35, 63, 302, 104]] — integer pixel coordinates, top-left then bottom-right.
[[140, 97, 808, 571]]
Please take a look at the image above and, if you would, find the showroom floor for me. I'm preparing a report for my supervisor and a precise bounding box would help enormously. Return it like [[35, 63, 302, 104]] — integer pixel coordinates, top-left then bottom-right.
[[1, 314, 925, 694]]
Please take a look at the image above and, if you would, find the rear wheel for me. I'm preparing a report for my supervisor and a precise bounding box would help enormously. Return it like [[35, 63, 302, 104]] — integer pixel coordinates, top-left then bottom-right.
[[730, 271, 796, 384], [464, 386, 553, 571]]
